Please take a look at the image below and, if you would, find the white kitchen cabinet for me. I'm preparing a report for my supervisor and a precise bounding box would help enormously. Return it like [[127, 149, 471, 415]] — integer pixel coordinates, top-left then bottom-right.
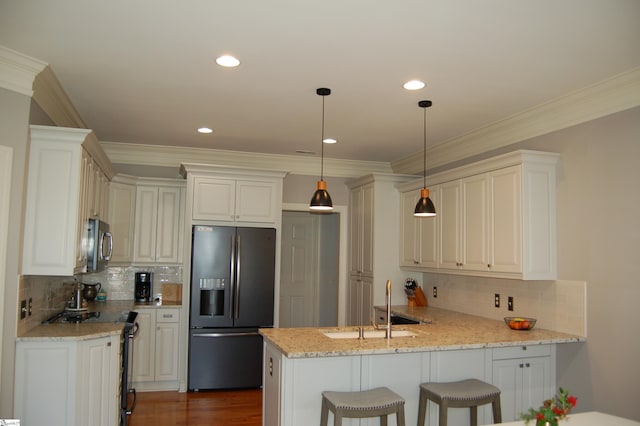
[[22, 125, 114, 276], [491, 345, 555, 422], [397, 150, 558, 280], [133, 180, 185, 264], [348, 275, 373, 327], [132, 308, 181, 390], [346, 174, 413, 326], [108, 177, 137, 263], [14, 334, 120, 426], [263, 342, 283, 426], [399, 189, 438, 269], [191, 176, 280, 223]]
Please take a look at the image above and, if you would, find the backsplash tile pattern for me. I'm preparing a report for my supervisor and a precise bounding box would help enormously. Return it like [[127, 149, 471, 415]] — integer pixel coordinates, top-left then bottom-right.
[[422, 272, 587, 336], [18, 265, 183, 335]]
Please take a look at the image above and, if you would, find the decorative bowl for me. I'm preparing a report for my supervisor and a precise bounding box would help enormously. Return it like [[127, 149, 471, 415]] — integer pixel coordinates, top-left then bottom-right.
[[504, 317, 537, 330]]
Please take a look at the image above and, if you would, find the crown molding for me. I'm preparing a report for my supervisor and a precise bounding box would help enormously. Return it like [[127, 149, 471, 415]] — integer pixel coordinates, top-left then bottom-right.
[[32, 66, 86, 128], [392, 67, 640, 175], [101, 142, 392, 178], [0, 45, 46, 96]]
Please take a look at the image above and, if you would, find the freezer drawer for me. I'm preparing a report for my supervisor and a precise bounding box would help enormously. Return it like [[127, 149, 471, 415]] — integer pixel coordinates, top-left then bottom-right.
[[188, 329, 263, 391]]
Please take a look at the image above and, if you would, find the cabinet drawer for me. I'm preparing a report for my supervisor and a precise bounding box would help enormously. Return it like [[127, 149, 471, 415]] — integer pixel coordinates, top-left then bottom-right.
[[156, 308, 180, 323], [492, 344, 551, 360]]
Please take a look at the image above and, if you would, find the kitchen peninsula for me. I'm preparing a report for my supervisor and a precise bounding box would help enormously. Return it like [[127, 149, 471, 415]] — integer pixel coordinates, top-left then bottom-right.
[[260, 307, 584, 426]]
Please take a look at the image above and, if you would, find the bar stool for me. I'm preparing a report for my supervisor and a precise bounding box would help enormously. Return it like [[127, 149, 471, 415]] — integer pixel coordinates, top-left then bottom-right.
[[320, 387, 406, 426], [417, 379, 502, 426]]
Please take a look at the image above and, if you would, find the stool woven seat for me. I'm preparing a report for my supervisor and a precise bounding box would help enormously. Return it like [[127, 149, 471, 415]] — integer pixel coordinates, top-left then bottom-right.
[[417, 379, 501, 426], [321, 387, 406, 426]]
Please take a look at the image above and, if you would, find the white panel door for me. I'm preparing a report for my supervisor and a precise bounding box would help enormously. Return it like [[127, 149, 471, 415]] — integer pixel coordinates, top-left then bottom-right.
[[462, 174, 489, 271], [438, 180, 461, 270], [279, 212, 318, 327], [489, 166, 522, 273]]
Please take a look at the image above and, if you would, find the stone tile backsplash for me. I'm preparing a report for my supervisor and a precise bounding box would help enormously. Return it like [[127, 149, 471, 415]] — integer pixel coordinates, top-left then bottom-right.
[[422, 272, 587, 336], [18, 265, 182, 335]]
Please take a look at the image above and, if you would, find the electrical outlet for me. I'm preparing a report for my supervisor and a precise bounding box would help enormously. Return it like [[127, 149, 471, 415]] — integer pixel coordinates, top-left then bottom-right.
[[508, 296, 514, 311], [494, 293, 500, 308], [20, 299, 27, 319], [28, 298, 33, 316], [433, 286, 438, 298]]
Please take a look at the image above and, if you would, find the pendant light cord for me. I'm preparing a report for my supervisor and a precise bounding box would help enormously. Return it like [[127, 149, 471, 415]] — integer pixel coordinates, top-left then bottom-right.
[[423, 105, 427, 189], [321, 94, 325, 181]]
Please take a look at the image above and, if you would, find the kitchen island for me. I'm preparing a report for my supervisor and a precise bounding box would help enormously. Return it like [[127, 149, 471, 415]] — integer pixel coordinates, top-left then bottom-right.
[[260, 307, 584, 426]]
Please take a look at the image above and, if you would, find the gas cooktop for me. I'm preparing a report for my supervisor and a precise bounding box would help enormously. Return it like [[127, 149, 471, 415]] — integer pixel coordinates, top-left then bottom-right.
[[44, 310, 131, 324]]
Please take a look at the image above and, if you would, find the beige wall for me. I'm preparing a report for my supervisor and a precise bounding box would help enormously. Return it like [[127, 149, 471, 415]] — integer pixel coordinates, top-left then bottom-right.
[[425, 107, 640, 420], [0, 87, 31, 417]]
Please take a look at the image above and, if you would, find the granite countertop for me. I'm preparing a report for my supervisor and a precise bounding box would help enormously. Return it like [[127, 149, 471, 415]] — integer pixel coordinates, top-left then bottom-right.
[[259, 306, 585, 359], [17, 299, 181, 342]]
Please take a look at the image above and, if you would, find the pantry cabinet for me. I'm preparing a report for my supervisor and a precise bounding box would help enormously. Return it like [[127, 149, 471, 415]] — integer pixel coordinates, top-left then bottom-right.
[[133, 180, 185, 264], [23, 125, 114, 276], [398, 150, 559, 280], [132, 308, 181, 390], [346, 174, 413, 326], [491, 345, 555, 422], [14, 334, 120, 426]]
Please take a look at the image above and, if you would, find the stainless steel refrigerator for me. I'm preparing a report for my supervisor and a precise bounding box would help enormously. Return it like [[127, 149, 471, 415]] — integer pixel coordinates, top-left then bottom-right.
[[188, 225, 276, 391]]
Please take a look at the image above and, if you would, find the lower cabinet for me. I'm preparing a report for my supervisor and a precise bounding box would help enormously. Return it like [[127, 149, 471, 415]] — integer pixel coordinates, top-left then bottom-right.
[[263, 342, 555, 426], [14, 334, 120, 426], [491, 345, 555, 422], [132, 308, 180, 390]]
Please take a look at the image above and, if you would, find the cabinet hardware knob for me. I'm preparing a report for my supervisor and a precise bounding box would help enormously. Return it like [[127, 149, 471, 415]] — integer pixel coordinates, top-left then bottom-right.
[[269, 357, 273, 376], [107, 342, 111, 347], [519, 363, 524, 368], [522, 346, 527, 350], [526, 363, 530, 368]]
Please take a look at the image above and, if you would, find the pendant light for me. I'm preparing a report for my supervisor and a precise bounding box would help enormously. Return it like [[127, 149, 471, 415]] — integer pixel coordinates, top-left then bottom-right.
[[310, 87, 333, 211], [414, 100, 437, 217]]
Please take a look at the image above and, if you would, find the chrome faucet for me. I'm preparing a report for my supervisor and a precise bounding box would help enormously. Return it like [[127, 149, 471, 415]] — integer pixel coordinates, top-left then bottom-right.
[[372, 279, 392, 339]]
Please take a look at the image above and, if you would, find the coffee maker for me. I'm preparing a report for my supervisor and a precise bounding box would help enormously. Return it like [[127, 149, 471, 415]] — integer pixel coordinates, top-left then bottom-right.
[[135, 272, 152, 302]]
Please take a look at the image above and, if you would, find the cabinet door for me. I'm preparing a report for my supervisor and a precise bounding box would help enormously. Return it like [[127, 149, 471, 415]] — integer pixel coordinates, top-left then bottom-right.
[[349, 187, 363, 275], [263, 343, 282, 426], [132, 309, 155, 382], [108, 182, 136, 263], [133, 186, 159, 262], [521, 356, 552, 421], [348, 275, 361, 326], [489, 166, 522, 273], [462, 174, 490, 272], [192, 177, 236, 221], [361, 183, 374, 276], [80, 336, 117, 426], [438, 180, 461, 270], [400, 190, 421, 267], [235, 180, 278, 222], [419, 186, 439, 268], [155, 322, 180, 381], [155, 187, 183, 263], [360, 277, 374, 327]]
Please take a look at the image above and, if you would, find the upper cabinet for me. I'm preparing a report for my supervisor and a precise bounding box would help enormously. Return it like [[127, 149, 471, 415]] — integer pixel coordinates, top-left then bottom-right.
[[23, 125, 114, 276], [133, 179, 185, 264], [181, 164, 286, 226], [398, 150, 559, 280], [107, 176, 137, 263]]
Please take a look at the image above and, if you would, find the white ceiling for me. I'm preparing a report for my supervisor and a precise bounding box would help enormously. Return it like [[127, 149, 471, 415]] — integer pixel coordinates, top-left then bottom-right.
[[1, 0, 639, 164]]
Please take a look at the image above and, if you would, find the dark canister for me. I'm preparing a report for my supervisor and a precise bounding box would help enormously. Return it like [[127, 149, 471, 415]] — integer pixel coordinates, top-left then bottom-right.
[[135, 272, 152, 302]]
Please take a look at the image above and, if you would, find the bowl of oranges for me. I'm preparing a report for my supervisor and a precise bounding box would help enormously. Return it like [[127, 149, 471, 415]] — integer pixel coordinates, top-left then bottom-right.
[[504, 317, 536, 330]]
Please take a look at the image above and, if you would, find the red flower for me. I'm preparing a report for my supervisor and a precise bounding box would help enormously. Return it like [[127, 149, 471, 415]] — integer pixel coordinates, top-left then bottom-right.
[[567, 396, 577, 407], [553, 406, 565, 416], [536, 413, 545, 420]]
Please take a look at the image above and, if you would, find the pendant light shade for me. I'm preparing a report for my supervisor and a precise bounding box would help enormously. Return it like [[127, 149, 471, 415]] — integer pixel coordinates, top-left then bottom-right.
[[414, 100, 437, 217], [310, 87, 333, 211]]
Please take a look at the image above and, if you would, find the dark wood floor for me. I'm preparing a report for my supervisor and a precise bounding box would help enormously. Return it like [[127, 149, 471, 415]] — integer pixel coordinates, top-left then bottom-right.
[[129, 389, 262, 426]]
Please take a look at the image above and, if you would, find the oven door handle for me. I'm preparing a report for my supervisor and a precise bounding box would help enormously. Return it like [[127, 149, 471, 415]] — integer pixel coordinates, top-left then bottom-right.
[[129, 322, 140, 338]]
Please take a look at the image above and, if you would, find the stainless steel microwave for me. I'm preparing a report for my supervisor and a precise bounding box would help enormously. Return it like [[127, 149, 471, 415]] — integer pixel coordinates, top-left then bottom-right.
[[87, 218, 113, 272]]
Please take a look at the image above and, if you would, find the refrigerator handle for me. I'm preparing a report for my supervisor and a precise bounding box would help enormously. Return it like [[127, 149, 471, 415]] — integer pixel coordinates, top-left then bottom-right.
[[230, 234, 237, 320], [234, 234, 241, 319]]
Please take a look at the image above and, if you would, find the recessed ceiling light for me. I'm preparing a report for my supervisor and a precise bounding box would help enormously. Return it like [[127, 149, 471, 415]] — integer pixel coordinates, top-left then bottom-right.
[[216, 55, 240, 67], [323, 138, 337, 144], [403, 80, 425, 90], [197, 127, 213, 134]]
